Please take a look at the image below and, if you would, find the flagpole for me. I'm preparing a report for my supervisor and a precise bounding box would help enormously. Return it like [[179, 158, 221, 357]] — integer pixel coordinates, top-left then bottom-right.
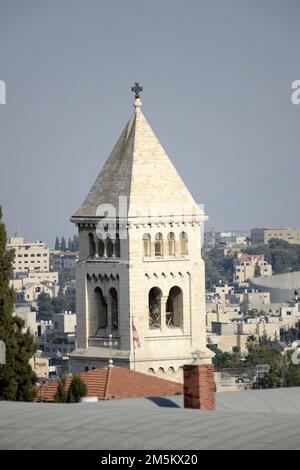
[[133, 316, 136, 371]]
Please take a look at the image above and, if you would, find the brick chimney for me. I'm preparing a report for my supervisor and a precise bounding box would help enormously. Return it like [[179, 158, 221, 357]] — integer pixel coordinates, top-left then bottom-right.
[[183, 350, 215, 411]]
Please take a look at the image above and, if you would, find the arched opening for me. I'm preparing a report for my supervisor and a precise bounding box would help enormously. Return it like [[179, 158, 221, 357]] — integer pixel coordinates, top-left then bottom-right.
[[88, 233, 96, 257], [166, 286, 183, 328], [179, 232, 188, 256], [106, 236, 113, 258], [167, 232, 175, 256], [115, 234, 121, 258], [109, 287, 118, 330], [94, 287, 108, 331], [147, 368, 155, 375], [149, 287, 162, 328], [168, 367, 175, 374], [158, 367, 165, 375], [154, 233, 163, 256], [98, 238, 104, 257], [143, 233, 151, 257]]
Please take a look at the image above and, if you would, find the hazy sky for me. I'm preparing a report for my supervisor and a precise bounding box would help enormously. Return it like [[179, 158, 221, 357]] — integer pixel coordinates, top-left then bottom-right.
[[1, 0, 300, 247]]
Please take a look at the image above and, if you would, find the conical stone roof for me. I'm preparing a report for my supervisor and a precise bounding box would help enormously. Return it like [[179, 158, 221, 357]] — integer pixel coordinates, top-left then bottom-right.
[[71, 98, 200, 222]]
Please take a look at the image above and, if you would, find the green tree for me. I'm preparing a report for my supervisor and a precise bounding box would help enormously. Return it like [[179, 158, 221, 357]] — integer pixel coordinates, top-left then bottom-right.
[[54, 375, 68, 403], [61, 236, 66, 252], [0, 207, 37, 401], [246, 335, 258, 353], [67, 237, 72, 251], [245, 344, 280, 366], [242, 238, 300, 275], [71, 235, 79, 251], [67, 374, 87, 403], [37, 292, 54, 319], [52, 286, 66, 313], [203, 248, 235, 289], [284, 364, 300, 387], [55, 236, 60, 250], [254, 262, 261, 277]]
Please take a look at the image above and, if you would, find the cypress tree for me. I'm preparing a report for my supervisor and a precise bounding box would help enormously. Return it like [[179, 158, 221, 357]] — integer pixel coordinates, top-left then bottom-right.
[[0, 207, 37, 401], [54, 375, 68, 403], [61, 236, 66, 252], [55, 236, 60, 250], [67, 374, 87, 403]]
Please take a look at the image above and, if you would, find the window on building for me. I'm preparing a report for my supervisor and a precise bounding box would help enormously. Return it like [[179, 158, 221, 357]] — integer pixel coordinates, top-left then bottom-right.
[[88, 232, 96, 257], [94, 287, 108, 332], [143, 233, 151, 257], [167, 232, 175, 256], [109, 287, 118, 330], [115, 234, 121, 258], [106, 237, 113, 257], [179, 232, 188, 256], [166, 286, 183, 328], [98, 238, 105, 257], [149, 287, 162, 328], [154, 233, 163, 256]]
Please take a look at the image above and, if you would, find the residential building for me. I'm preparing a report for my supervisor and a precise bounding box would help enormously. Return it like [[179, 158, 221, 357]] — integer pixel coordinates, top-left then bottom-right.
[[15, 281, 59, 303], [251, 227, 300, 245], [50, 250, 78, 279], [234, 253, 272, 286], [7, 236, 50, 273], [13, 304, 37, 336]]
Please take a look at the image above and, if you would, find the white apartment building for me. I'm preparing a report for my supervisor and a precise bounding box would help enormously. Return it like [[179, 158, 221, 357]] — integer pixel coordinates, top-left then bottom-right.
[[7, 236, 50, 273]]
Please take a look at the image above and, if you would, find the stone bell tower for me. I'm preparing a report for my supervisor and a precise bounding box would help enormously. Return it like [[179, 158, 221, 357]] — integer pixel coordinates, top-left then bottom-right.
[[70, 84, 213, 381]]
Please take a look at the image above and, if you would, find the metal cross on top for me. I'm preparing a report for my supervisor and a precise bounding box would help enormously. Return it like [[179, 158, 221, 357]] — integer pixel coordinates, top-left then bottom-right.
[[131, 82, 143, 99]]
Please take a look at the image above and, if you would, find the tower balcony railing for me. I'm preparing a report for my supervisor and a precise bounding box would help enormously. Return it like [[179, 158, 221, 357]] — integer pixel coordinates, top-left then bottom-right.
[[88, 334, 120, 349]]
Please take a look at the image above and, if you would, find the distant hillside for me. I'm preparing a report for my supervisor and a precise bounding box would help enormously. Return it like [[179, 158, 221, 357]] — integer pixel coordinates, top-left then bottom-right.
[[204, 238, 300, 288]]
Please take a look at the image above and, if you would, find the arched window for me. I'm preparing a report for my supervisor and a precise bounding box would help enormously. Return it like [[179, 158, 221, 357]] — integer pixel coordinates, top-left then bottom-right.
[[154, 233, 163, 256], [149, 287, 162, 328], [147, 368, 155, 375], [166, 286, 183, 328], [168, 366, 175, 374], [158, 367, 165, 374], [94, 287, 108, 331], [115, 234, 121, 258], [179, 232, 188, 256], [106, 236, 113, 257], [167, 232, 175, 256], [143, 233, 151, 257], [98, 238, 104, 257], [88, 233, 96, 257], [109, 287, 118, 330]]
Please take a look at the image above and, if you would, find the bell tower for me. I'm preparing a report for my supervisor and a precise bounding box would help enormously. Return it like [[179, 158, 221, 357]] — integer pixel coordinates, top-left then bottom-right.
[[70, 85, 213, 381]]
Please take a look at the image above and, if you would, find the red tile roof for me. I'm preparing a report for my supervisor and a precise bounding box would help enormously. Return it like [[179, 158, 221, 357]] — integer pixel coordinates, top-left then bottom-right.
[[36, 366, 182, 402]]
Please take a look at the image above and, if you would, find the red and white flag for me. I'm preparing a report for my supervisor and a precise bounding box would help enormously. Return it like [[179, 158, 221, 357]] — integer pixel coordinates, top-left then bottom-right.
[[132, 320, 141, 348]]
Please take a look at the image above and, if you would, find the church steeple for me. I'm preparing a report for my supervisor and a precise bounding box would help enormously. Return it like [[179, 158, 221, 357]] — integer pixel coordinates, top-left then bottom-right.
[[70, 85, 212, 379], [71, 84, 200, 222]]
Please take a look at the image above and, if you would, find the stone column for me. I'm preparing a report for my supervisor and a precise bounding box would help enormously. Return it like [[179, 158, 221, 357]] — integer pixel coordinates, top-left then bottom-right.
[[183, 351, 216, 411], [105, 296, 112, 333], [160, 295, 168, 332]]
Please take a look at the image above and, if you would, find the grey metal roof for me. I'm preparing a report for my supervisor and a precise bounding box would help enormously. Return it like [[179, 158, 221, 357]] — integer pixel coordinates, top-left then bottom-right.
[[1, 387, 300, 449]]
